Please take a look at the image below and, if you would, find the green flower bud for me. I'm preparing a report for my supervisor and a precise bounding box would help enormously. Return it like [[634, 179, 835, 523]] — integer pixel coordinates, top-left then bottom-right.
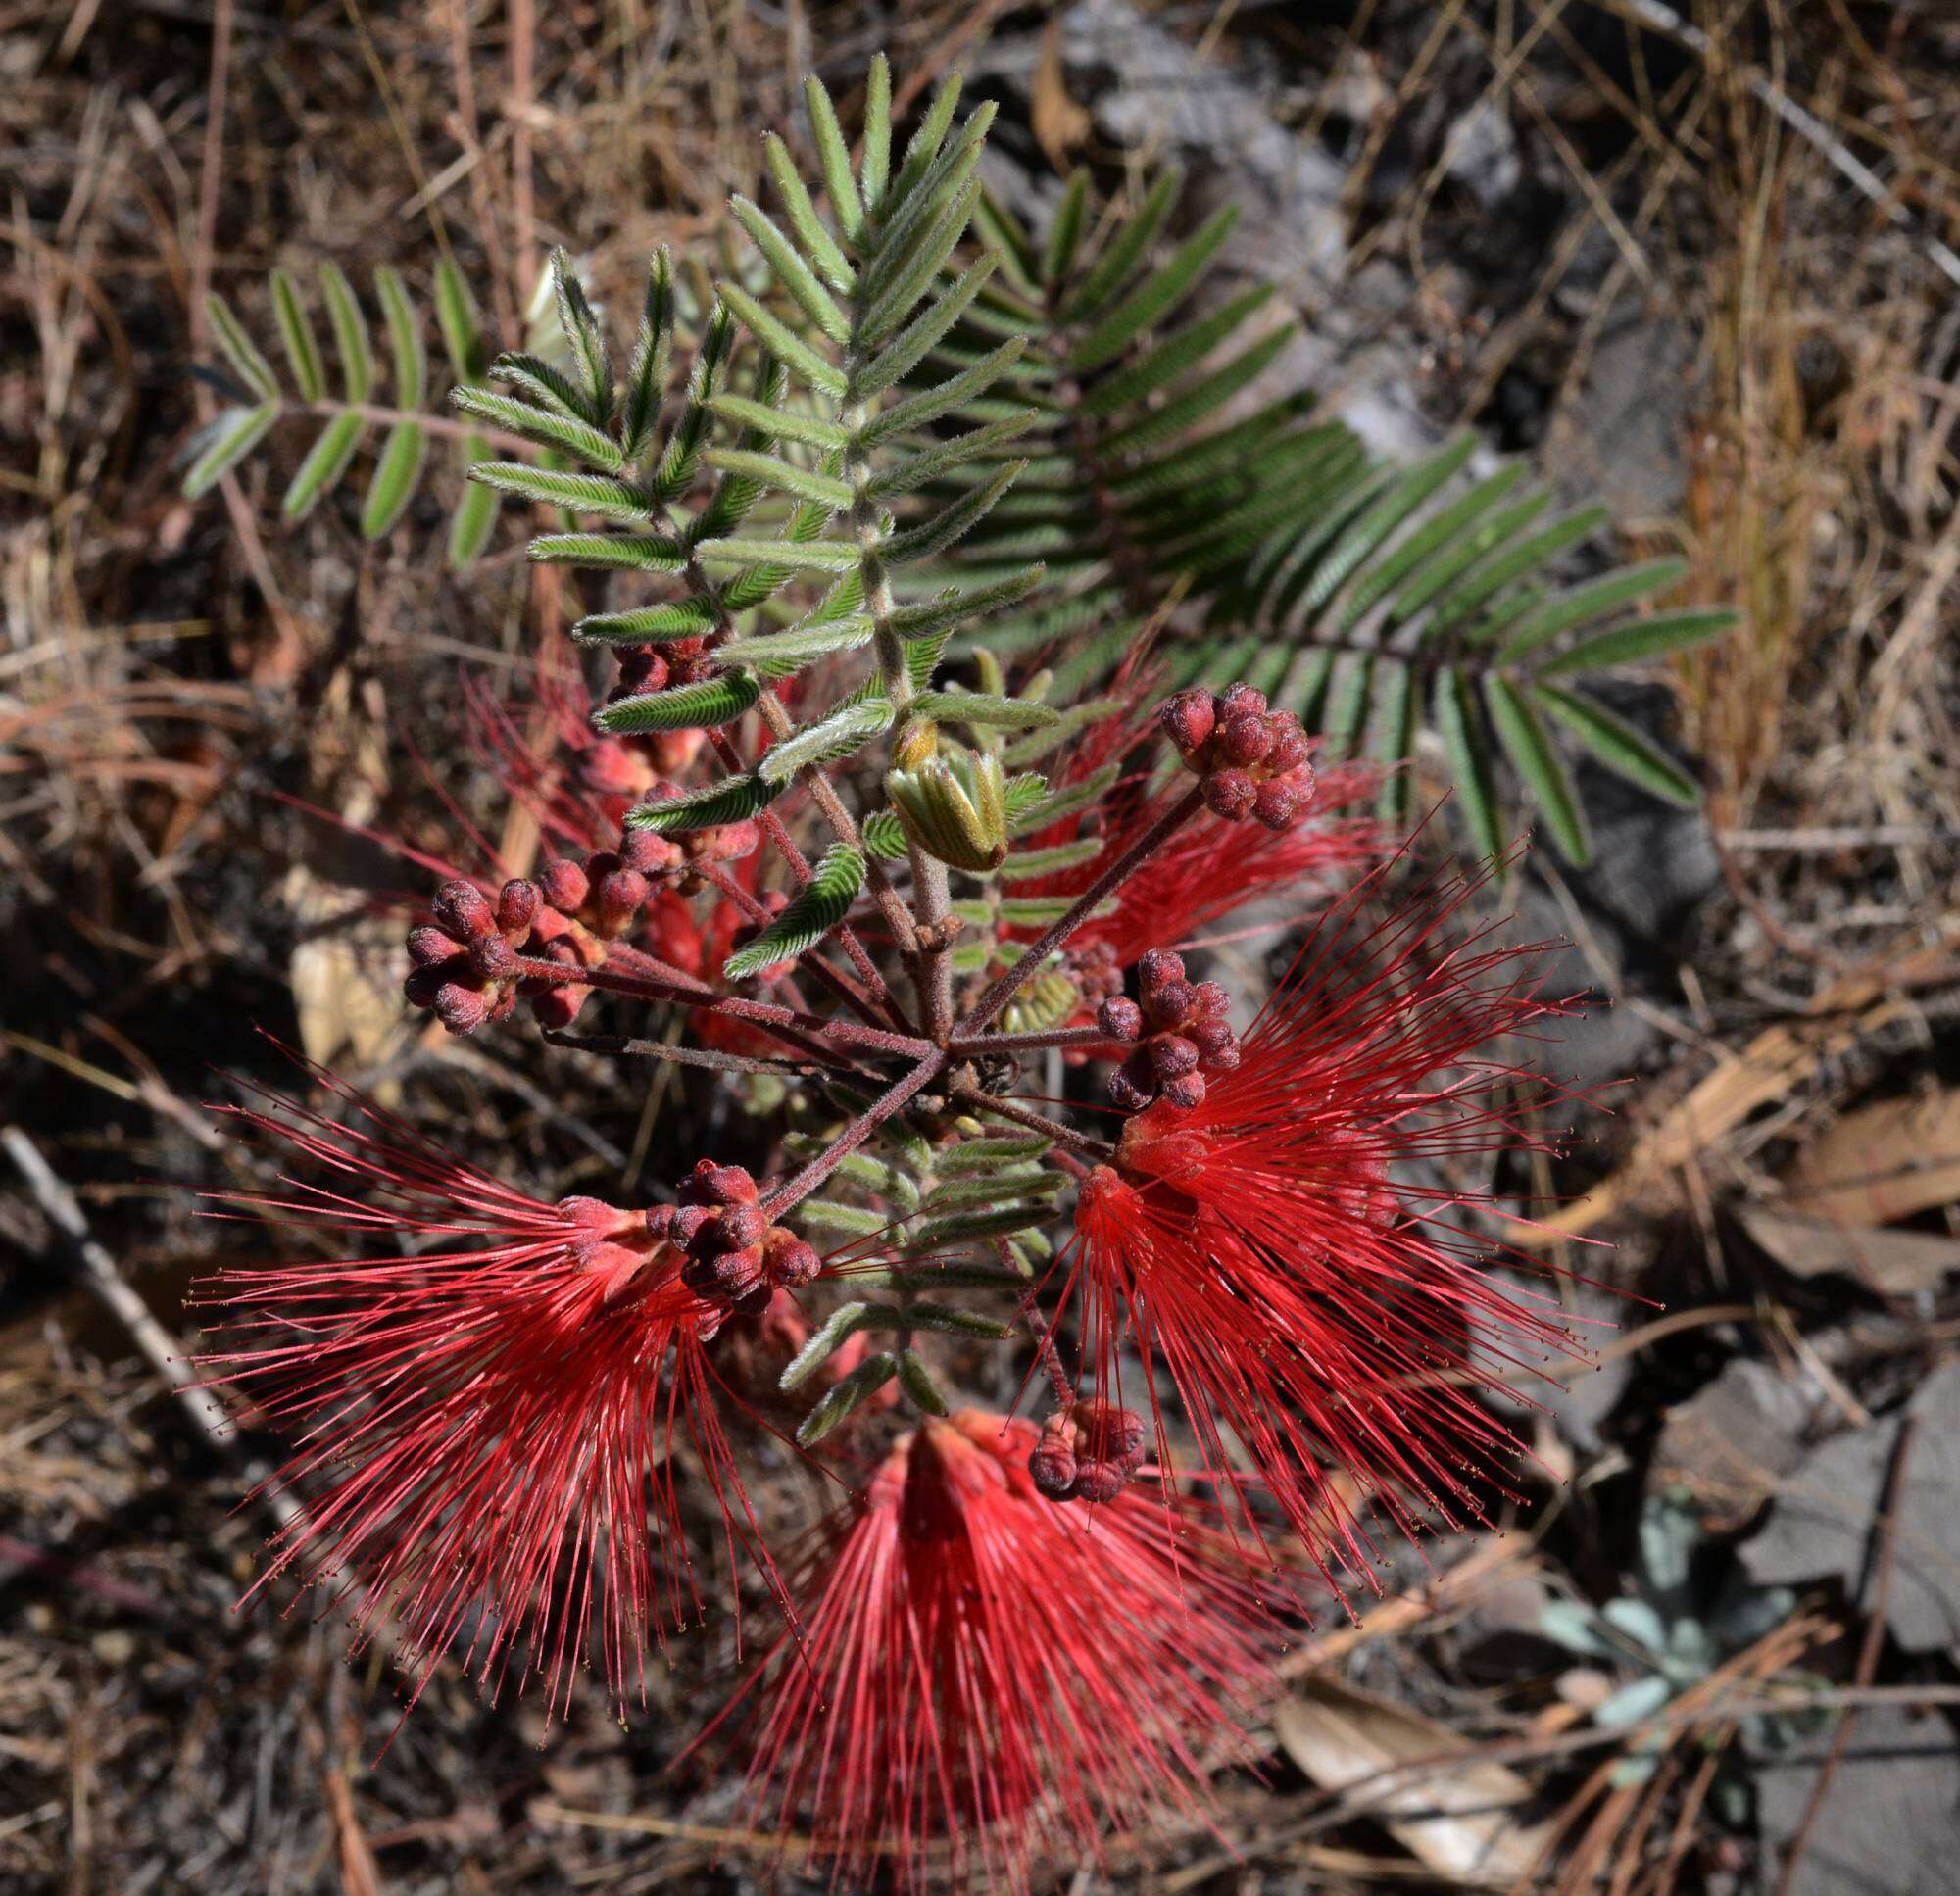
[[884, 738, 1009, 873]]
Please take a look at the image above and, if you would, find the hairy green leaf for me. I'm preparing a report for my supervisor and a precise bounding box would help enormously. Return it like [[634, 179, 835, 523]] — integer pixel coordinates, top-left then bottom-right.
[[185, 405, 278, 498], [270, 269, 325, 401], [1487, 674, 1590, 864], [453, 385, 624, 469], [205, 293, 280, 403], [597, 668, 762, 735], [724, 844, 864, 980], [627, 771, 781, 834]]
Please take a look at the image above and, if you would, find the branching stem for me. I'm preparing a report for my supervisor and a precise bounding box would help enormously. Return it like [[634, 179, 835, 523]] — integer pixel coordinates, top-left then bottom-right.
[[957, 783, 1205, 1036]]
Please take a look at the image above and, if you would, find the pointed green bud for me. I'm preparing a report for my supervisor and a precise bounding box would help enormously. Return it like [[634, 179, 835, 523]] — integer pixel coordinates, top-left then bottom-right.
[[884, 733, 1009, 873]]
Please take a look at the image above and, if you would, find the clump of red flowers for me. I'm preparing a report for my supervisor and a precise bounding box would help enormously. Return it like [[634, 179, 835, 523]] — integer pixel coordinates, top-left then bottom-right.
[[705, 1409, 1288, 1891]]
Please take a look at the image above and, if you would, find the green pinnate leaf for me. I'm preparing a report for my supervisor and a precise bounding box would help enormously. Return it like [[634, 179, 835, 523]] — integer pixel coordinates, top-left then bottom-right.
[[723, 845, 865, 980], [205, 293, 280, 403], [185, 405, 278, 497], [627, 772, 781, 835], [1486, 674, 1590, 865], [597, 668, 762, 735]]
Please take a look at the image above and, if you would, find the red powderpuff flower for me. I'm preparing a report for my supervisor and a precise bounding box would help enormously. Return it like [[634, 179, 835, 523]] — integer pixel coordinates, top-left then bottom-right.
[[197, 1064, 775, 1720], [703, 1409, 1288, 1892], [1014, 713, 1385, 965], [1054, 861, 1592, 1594]]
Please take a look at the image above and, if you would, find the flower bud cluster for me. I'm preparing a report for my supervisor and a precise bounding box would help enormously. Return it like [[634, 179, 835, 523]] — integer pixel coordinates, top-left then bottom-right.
[[1159, 683, 1316, 830], [1028, 1399, 1148, 1503], [1099, 948, 1240, 1112], [652, 1160, 819, 1312], [404, 878, 543, 1034]]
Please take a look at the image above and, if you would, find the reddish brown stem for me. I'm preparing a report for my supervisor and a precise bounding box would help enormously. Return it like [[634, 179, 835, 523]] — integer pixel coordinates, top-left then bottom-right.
[[957, 783, 1206, 1037], [763, 1053, 946, 1218], [947, 1084, 1115, 1161]]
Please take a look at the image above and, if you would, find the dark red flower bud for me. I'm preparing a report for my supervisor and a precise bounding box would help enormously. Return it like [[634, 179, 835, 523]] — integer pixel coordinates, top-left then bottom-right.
[[1097, 997, 1144, 1042], [705, 1202, 767, 1256], [432, 981, 492, 1035], [687, 1161, 760, 1207], [468, 933, 517, 981], [408, 925, 454, 968], [1218, 683, 1267, 717], [497, 878, 541, 936], [1189, 1015, 1237, 1059], [1159, 1072, 1207, 1111], [1219, 711, 1273, 767], [763, 1230, 819, 1290], [1203, 768, 1258, 821], [683, 1245, 764, 1300], [528, 984, 588, 1030], [595, 868, 649, 938], [1253, 773, 1310, 831], [1147, 1035, 1200, 1081], [1137, 948, 1184, 997], [1108, 1055, 1155, 1112], [645, 1204, 676, 1241], [1070, 1460, 1133, 1505], [669, 1203, 714, 1249], [1148, 979, 1197, 1028], [1158, 688, 1216, 756], [1264, 718, 1309, 774], [539, 859, 589, 913], [1192, 981, 1231, 1019], [433, 879, 494, 941], [621, 830, 681, 877], [1075, 1400, 1147, 1465], [1029, 1415, 1078, 1500]]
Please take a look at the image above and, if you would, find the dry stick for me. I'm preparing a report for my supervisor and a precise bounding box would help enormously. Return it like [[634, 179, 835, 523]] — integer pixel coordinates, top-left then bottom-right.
[[1773, 1414, 1920, 1896], [762, 1052, 946, 1218], [959, 783, 1206, 1038], [2, 1127, 304, 1538]]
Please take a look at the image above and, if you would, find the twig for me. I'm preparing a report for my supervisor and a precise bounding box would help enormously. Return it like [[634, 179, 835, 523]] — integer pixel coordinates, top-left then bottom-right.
[[763, 1053, 945, 1217], [948, 1084, 1115, 1161], [1773, 1414, 1919, 1896], [2, 1127, 303, 1537], [541, 1026, 821, 1078]]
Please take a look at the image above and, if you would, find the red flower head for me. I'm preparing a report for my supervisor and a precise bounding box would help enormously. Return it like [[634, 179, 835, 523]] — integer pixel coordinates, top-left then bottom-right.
[[198, 1064, 777, 1721], [1056, 862, 1592, 1593], [1014, 699, 1386, 971], [707, 1408, 1288, 1891]]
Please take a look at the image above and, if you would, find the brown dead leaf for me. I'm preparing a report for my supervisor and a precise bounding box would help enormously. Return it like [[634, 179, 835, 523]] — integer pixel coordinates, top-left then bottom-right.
[[1032, 19, 1090, 170], [1737, 1204, 1960, 1293], [1512, 924, 1960, 1243], [1783, 1089, 1960, 1227], [1273, 1677, 1553, 1886]]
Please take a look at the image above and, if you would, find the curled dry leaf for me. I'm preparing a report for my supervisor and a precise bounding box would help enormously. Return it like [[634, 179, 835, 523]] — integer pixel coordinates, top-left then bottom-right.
[[1274, 1676, 1553, 1887]]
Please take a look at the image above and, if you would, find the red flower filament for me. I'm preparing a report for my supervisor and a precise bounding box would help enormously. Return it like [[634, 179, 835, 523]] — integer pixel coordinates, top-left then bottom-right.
[[1058, 865, 1592, 1592], [199, 1069, 772, 1719]]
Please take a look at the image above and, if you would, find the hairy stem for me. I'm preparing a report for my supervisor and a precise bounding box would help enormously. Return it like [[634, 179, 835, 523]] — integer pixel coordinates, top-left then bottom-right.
[[763, 1051, 945, 1217], [957, 783, 1205, 1036], [947, 1083, 1115, 1161]]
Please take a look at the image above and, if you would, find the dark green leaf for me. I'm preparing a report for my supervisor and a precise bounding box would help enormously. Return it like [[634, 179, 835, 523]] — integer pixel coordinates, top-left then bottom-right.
[[723, 844, 864, 980]]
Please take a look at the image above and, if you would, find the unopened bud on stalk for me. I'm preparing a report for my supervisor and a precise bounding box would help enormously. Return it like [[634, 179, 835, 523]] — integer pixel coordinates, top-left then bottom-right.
[[884, 730, 1009, 874]]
